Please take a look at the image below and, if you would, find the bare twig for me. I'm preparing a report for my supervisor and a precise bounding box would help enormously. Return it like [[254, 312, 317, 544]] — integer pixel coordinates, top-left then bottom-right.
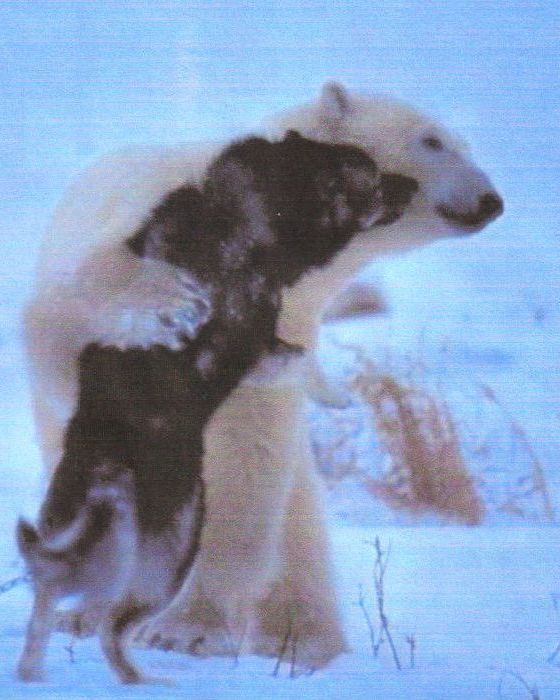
[[271, 610, 313, 679], [406, 634, 416, 669], [0, 574, 29, 594], [220, 615, 239, 669], [64, 639, 76, 664], [547, 642, 560, 664], [358, 583, 377, 657], [272, 613, 293, 677], [498, 669, 541, 699], [372, 537, 401, 671], [289, 629, 299, 679], [547, 593, 560, 664]]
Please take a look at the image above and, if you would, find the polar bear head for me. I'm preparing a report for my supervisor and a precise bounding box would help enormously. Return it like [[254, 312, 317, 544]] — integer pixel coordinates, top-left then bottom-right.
[[269, 82, 503, 254]]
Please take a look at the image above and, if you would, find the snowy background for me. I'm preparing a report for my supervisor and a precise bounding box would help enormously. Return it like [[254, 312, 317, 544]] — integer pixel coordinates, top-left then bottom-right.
[[1, 1, 559, 697]]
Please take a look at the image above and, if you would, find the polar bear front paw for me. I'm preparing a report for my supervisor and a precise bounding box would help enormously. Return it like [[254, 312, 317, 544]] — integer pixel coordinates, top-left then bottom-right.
[[135, 617, 234, 657], [254, 630, 348, 670]]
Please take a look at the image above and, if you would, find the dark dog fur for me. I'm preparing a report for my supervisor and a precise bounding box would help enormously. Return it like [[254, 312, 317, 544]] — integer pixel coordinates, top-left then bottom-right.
[[17, 131, 418, 683]]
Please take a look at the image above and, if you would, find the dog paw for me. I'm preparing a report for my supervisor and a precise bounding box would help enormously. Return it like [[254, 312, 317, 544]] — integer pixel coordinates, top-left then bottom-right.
[[17, 661, 45, 683]]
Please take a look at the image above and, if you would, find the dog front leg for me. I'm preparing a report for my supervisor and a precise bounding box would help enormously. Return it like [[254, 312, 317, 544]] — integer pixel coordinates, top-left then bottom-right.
[[100, 600, 154, 684]]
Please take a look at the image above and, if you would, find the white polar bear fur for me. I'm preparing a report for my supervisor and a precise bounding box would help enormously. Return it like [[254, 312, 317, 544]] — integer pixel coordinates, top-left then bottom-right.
[[25, 82, 499, 667]]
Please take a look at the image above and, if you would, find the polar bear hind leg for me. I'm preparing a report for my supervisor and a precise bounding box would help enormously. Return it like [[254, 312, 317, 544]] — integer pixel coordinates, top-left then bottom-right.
[[139, 377, 299, 655], [254, 425, 348, 668], [140, 373, 345, 667]]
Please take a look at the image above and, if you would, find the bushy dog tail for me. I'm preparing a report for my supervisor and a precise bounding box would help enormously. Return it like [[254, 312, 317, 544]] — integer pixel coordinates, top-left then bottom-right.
[[17, 469, 135, 564]]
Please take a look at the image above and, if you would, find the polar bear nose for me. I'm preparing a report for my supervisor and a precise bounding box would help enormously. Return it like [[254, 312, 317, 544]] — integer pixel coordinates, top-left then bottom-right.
[[478, 192, 504, 221]]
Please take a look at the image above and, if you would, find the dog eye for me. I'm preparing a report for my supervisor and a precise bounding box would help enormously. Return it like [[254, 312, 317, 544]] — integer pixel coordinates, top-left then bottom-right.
[[422, 135, 444, 151]]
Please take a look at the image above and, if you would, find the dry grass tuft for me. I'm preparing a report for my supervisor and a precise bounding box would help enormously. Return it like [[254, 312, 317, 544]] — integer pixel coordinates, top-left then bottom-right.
[[354, 360, 484, 525]]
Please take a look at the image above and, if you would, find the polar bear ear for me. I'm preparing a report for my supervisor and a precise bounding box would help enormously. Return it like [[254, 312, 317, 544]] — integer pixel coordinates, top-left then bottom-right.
[[320, 81, 352, 121]]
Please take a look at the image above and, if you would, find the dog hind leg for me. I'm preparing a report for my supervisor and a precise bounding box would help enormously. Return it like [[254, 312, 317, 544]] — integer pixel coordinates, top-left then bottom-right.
[[17, 586, 57, 682]]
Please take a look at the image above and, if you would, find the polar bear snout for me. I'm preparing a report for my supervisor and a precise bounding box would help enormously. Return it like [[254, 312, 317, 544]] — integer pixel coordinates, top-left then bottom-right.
[[428, 157, 504, 234], [436, 189, 504, 233], [478, 191, 504, 221]]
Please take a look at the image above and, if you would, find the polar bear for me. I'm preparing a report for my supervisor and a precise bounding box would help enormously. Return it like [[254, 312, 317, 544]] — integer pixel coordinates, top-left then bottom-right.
[[17, 132, 419, 684], [24, 82, 502, 669]]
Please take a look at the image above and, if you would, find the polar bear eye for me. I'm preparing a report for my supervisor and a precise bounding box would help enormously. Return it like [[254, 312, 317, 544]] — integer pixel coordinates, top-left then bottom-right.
[[422, 135, 444, 151]]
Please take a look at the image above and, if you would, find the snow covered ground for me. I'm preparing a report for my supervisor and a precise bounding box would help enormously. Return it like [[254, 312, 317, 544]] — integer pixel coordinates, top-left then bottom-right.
[[1, 0, 559, 697], [1, 527, 560, 699]]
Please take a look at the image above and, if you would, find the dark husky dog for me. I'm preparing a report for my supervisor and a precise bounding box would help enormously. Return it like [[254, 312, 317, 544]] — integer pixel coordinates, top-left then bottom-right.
[[17, 131, 417, 683]]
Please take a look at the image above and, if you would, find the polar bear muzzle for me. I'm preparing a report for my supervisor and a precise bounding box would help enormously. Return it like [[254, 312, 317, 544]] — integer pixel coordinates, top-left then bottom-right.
[[436, 190, 504, 233]]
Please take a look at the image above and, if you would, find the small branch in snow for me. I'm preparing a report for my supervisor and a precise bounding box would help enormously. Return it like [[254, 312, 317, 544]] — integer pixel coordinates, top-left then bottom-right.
[[547, 593, 560, 664], [498, 669, 541, 700], [362, 537, 403, 670], [358, 583, 377, 657], [271, 610, 315, 679], [64, 639, 76, 664], [272, 612, 293, 677], [547, 642, 560, 665], [372, 537, 401, 671], [406, 634, 416, 669], [230, 620, 248, 669], [289, 628, 299, 679], [0, 574, 29, 594]]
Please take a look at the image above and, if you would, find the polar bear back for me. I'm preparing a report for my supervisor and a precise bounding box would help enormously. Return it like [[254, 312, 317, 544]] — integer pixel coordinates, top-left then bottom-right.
[[35, 142, 225, 290]]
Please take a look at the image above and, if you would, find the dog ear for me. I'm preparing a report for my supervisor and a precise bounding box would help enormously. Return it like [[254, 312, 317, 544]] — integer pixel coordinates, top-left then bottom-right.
[[16, 518, 41, 559], [285, 129, 303, 141], [379, 173, 419, 208]]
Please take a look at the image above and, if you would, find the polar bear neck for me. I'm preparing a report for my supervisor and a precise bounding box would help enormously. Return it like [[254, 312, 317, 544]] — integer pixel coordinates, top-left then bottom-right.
[[277, 229, 383, 349], [276, 210, 444, 350]]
